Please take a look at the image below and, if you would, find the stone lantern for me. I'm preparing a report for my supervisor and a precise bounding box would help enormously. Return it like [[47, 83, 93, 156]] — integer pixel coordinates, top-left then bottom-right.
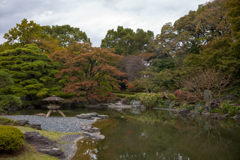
[[42, 95, 66, 117]]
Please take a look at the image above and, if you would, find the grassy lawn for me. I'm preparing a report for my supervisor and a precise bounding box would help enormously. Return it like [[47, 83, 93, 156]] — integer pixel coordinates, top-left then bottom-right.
[[0, 141, 59, 160]]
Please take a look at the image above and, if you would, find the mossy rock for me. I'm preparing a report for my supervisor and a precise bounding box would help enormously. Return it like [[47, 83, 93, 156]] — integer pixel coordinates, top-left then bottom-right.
[[0, 125, 25, 151]]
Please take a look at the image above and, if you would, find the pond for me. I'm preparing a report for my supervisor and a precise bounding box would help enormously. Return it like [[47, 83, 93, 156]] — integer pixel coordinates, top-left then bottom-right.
[[72, 110, 240, 160], [7, 108, 240, 160]]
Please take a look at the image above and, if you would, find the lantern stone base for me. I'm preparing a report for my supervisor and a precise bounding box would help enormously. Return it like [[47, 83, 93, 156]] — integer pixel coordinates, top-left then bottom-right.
[[46, 105, 66, 117]]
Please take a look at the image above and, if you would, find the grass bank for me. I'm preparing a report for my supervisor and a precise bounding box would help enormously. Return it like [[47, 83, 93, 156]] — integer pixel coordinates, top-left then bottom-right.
[[0, 117, 81, 160]]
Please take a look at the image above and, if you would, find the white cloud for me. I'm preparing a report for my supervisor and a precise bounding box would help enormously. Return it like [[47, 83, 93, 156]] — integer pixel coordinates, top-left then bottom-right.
[[0, 0, 207, 47]]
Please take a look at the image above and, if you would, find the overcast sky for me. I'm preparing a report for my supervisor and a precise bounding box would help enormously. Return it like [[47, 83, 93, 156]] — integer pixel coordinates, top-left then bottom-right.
[[0, 0, 207, 47]]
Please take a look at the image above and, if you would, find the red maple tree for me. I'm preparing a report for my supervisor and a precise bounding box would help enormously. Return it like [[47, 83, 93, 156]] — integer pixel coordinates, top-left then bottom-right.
[[50, 42, 126, 102]]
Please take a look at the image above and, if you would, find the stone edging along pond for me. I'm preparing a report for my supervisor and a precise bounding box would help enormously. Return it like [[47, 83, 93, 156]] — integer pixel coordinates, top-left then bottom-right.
[[0, 114, 107, 160]]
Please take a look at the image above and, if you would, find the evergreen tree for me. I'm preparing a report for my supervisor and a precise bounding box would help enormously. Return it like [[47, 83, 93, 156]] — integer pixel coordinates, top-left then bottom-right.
[[0, 44, 59, 100], [0, 71, 22, 112]]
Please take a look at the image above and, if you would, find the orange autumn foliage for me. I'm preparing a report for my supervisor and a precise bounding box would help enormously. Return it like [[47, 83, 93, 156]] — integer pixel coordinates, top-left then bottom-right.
[[50, 42, 126, 102]]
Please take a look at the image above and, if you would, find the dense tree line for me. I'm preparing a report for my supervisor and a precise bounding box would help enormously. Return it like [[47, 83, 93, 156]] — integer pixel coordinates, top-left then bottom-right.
[[0, 0, 239, 106]]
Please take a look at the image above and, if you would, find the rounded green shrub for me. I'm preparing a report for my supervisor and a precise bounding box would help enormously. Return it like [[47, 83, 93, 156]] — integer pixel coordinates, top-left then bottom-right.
[[0, 125, 25, 151], [126, 95, 137, 102]]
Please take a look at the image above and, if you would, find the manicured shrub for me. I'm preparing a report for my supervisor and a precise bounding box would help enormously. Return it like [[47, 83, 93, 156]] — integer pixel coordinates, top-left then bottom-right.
[[0, 95, 22, 111], [135, 93, 163, 108], [167, 93, 177, 101], [126, 95, 136, 103], [0, 117, 18, 125], [0, 125, 25, 151]]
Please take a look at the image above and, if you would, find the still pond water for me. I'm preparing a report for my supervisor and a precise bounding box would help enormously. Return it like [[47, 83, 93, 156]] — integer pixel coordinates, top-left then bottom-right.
[[10, 108, 240, 160]]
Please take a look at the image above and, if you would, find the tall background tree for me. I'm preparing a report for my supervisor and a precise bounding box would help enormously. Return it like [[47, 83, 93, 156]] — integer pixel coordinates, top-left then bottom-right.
[[101, 26, 154, 55], [41, 25, 90, 47]]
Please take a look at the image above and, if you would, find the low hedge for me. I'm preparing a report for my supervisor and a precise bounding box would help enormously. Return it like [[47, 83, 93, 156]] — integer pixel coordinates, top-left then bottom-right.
[[126, 92, 177, 108], [0, 117, 18, 125], [0, 125, 25, 151]]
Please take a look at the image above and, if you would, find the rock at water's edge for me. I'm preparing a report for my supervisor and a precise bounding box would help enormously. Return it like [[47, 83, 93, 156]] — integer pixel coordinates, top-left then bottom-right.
[[178, 108, 190, 116], [82, 132, 105, 141], [81, 124, 100, 133], [24, 131, 65, 159]]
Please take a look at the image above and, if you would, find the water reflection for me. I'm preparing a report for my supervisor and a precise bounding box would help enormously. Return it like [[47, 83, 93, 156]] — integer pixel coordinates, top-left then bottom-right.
[[73, 111, 240, 160]]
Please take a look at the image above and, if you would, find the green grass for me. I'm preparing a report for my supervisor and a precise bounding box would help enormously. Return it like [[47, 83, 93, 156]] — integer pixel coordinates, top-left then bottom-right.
[[0, 141, 59, 160], [112, 91, 136, 97]]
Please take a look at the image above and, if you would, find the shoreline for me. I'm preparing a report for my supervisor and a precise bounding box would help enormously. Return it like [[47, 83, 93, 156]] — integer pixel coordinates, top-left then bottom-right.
[[57, 134, 84, 160], [57, 117, 100, 160], [0, 115, 101, 160]]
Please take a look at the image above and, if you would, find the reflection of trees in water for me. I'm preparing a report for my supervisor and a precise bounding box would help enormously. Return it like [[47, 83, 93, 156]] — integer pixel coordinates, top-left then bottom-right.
[[73, 111, 240, 160], [172, 115, 235, 160]]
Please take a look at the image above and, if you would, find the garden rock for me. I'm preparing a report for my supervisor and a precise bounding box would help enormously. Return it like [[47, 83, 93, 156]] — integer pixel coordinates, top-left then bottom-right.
[[121, 98, 128, 105], [204, 90, 212, 101], [108, 103, 117, 108], [235, 115, 240, 120], [89, 112, 98, 117], [220, 94, 237, 102], [108, 103, 132, 109], [233, 111, 240, 120], [202, 110, 210, 116], [115, 101, 122, 105], [115, 108, 122, 112], [24, 131, 65, 159], [81, 124, 100, 133], [17, 120, 29, 126], [178, 108, 190, 116], [76, 113, 108, 119], [132, 101, 141, 106], [132, 101, 146, 111], [130, 100, 136, 105], [76, 114, 93, 119], [34, 113, 47, 116], [195, 102, 205, 112], [30, 123, 42, 130], [204, 99, 221, 111], [98, 115, 108, 119], [82, 131, 105, 140]]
